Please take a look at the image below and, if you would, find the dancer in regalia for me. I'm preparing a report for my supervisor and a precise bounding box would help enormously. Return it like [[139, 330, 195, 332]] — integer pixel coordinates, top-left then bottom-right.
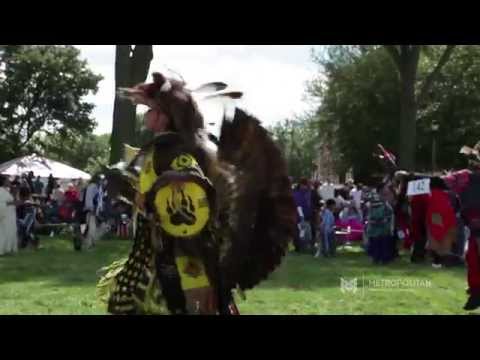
[[445, 143, 480, 310], [97, 72, 296, 314]]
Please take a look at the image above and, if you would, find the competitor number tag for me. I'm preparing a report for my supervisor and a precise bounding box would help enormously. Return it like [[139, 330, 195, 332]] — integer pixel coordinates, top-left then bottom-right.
[[407, 178, 431, 196]]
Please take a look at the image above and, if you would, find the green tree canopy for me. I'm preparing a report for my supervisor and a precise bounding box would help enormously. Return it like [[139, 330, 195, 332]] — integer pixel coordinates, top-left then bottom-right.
[[308, 45, 480, 182], [0, 45, 102, 163], [309, 45, 400, 182], [38, 132, 110, 175], [269, 114, 319, 181]]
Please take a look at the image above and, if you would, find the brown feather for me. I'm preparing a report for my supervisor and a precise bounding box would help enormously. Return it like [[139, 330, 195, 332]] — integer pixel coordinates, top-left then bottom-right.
[[216, 109, 297, 291]]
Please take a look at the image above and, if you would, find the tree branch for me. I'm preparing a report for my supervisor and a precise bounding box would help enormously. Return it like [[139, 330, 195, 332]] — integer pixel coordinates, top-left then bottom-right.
[[23, 91, 42, 128], [418, 45, 456, 105], [18, 122, 39, 150], [40, 128, 57, 138], [15, 86, 43, 147]]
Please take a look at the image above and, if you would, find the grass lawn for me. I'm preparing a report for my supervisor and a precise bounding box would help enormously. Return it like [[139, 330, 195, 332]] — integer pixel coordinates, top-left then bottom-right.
[[0, 236, 477, 315]]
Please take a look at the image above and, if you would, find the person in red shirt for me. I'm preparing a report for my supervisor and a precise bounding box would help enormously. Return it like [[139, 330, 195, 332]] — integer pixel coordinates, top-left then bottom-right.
[[60, 183, 79, 222], [64, 183, 79, 203]]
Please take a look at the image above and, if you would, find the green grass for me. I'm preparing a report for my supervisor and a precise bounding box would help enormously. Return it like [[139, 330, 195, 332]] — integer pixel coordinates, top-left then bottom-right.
[[0, 236, 131, 315], [0, 237, 476, 315]]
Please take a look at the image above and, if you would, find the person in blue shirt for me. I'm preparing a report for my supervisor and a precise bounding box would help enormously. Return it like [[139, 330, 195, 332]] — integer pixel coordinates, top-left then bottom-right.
[[317, 199, 336, 258]]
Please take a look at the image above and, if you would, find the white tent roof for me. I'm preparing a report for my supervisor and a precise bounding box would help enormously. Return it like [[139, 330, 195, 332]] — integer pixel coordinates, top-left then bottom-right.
[[0, 154, 91, 180]]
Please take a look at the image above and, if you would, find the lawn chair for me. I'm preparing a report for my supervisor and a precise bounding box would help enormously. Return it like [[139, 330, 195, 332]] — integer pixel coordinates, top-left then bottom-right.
[[335, 218, 365, 250]]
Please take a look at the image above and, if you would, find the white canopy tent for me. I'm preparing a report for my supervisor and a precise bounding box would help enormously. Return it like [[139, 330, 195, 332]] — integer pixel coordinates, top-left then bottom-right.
[[0, 154, 91, 180]]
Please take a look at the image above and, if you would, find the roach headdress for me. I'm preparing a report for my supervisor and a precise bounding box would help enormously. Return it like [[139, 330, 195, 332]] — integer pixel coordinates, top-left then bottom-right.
[[118, 72, 204, 137]]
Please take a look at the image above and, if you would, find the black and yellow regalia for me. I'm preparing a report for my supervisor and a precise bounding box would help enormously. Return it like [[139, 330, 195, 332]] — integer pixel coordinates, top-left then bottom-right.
[[97, 72, 296, 315]]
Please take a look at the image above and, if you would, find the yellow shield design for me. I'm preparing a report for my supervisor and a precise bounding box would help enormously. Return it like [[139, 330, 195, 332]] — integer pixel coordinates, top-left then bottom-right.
[[154, 181, 210, 238]]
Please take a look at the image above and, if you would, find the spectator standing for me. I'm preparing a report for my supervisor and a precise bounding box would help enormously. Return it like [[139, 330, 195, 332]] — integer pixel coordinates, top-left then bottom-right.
[[83, 176, 100, 249], [311, 181, 322, 251], [46, 174, 55, 200], [366, 185, 395, 264], [26, 171, 35, 192], [16, 183, 38, 249], [60, 183, 79, 222], [33, 176, 44, 195], [335, 188, 349, 216], [316, 199, 336, 258], [95, 177, 113, 241], [349, 183, 363, 216], [0, 176, 18, 256], [293, 178, 313, 252]]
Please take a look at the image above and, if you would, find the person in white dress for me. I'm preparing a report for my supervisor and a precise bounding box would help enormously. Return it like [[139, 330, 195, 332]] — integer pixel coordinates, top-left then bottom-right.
[[0, 176, 18, 256], [83, 176, 100, 249], [349, 184, 363, 218]]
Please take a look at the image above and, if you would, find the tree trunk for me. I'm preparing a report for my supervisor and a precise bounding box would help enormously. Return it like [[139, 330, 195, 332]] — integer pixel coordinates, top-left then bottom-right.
[[398, 62, 418, 170], [385, 45, 455, 171], [109, 45, 153, 164]]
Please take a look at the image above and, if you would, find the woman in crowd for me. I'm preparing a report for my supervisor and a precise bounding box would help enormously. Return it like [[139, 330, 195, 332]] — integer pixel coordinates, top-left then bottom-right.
[[0, 176, 18, 256], [366, 185, 395, 264]]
